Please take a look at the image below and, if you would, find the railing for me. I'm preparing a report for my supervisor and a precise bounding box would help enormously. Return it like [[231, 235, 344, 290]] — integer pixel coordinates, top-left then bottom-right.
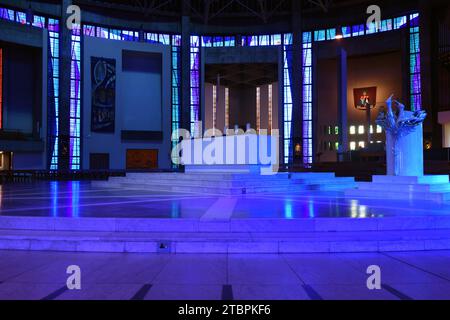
[[0, 170, 126, 183]]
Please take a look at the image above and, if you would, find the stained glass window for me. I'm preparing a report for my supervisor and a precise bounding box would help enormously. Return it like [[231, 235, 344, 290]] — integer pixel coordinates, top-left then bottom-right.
[[0, 48, 2, 129], [212, 85, 217, 129], [283, 33, 294, 164], [409, 13, 422, 111], [302, 32, 313, 165], [70, 24, 81, 170], [171, 35, 181, 161], [256, 87, 261, 131], [225, 88, 230, 129], [190, 36, 201, 137], [48, 18, 60, 170]]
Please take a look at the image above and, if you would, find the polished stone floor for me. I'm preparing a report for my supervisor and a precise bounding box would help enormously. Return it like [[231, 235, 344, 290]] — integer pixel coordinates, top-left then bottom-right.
[[0, 250, 450, 300], [1, 181, 450, 219]]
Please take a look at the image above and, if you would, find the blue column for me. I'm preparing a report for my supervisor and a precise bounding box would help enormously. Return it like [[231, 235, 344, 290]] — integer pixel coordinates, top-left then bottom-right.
[[58, 0, 72, 171], [337, 47, 348, 160]]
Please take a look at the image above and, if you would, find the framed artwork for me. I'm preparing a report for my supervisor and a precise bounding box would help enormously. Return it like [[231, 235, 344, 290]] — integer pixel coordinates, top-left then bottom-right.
[[91, 57, 116, 133], [353, 87, 377, 110]]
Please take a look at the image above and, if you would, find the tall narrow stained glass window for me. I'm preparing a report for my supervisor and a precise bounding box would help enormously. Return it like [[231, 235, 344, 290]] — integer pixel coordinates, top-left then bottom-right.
[[0, 48, 3, 129], [190, 36, 201, 137], [409, 13, 422, 111], [256, 87, 261, 131], [212, 85, 217, 129], [302, 32, 313, 165], [283, 33, 293, 164], [171, 35, 181, 163], [70, 24, 81, 170], [268, 84, 273, 133], [48, 18, 60, 170], [225, 87, 230, 129]]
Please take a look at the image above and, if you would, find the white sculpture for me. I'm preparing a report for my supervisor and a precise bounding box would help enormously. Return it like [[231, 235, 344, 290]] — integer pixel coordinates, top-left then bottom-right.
[[376, 95, 427, 176]]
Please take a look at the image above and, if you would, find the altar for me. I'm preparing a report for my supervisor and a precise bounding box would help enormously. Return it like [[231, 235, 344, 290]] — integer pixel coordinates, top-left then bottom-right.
[[176, 133, 279, 175]]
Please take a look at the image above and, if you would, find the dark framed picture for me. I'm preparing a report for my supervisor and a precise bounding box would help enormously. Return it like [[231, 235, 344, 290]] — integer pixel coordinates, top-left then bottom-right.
[[91, 57, 116, 133], [353, 86, 377, 110]]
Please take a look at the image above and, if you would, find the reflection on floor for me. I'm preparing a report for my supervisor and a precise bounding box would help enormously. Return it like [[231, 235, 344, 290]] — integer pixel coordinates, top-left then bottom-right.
[[1, 181, 450, 219], [0, 250, 450, 300]]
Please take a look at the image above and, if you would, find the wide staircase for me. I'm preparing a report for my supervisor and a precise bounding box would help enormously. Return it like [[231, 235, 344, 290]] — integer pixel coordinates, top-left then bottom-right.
[[93, 172, 357, 195], [345, 175, 450, 202]]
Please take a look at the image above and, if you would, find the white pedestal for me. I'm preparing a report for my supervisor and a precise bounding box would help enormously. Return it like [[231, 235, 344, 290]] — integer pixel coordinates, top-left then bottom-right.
[[386, 120, 424, 176]]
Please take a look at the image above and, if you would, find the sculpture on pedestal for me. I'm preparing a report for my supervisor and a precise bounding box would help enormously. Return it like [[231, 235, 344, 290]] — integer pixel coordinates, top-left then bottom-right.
[[376, 95, 427, 176]]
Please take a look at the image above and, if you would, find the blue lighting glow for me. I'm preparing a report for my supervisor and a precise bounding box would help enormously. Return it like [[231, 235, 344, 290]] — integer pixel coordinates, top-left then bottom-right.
[[70, 181, 80, 218], [0, 5, 422, 171], [51, 181, 58, 217], [284, 200, 293, 219], [308, 200, 315, 218]]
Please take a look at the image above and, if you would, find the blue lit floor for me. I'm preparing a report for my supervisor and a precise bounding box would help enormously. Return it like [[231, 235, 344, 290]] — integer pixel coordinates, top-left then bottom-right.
[[0, 182, 450, 219], [1, 181, 450, 300], [0, 181, 450, 219], [0, 250, 450, 300]]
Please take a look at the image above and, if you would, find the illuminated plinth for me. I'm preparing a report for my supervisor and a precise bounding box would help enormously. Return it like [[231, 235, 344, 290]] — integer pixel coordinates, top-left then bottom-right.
[[386, 114, 424, 176], [344, 97, 450, 202]]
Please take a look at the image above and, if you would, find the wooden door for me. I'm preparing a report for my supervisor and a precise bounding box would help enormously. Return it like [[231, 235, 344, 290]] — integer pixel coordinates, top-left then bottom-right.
[[126, 149, 158, 170]]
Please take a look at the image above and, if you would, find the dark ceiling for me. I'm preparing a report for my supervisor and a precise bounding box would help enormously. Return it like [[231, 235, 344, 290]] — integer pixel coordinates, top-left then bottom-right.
[[68, 0, 371, 25]]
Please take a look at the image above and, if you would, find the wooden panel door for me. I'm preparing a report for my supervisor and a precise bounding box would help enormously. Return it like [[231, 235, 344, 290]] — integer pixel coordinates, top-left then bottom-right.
[[126, 149, 158, 170]]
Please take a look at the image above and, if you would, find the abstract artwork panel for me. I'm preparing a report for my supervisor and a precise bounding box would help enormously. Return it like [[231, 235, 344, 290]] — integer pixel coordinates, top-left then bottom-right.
[[91, 57, 116, 133]]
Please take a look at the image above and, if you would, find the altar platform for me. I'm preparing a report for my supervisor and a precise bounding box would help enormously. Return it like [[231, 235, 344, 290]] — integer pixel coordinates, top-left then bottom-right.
[[0, 181, 449, 254], [93, 171, 357, 195], [345, 175, 450, 202]]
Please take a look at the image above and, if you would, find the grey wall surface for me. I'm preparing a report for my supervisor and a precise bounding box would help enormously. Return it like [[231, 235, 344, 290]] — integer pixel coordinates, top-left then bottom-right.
[[121, 50, 162, 132], [83, 36, 171, 170]]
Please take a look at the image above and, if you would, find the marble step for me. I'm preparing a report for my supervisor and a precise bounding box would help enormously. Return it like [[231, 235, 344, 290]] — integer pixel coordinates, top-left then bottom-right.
[[357, 182, 450, 193], [2, 215, 449, 233], [101, 177, 355, 193], [114, 178, 355, 189], [100, 181, 311, 195], [1, 228, 449, 253], [345, 188, 450, 202], [309, 182, 357, 191], [123, 172, 338, 182], [289, 172, 337, 180], [372, 175, 450, 185], [125, 172, 291, 181], [103, 179, 296, 190], [110, 174, 349, 186], [291, 177, 355, 185], [109, 177, 296, 188]]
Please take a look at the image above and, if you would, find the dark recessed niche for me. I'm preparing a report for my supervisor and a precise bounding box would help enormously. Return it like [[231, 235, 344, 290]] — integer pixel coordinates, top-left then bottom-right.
[[121, 130, 163, 141]]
